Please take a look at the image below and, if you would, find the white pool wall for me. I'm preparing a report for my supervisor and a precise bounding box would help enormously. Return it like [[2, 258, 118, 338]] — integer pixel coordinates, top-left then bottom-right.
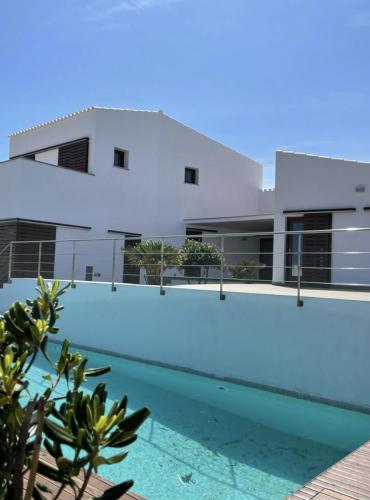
[[1, 278, 370, 410]]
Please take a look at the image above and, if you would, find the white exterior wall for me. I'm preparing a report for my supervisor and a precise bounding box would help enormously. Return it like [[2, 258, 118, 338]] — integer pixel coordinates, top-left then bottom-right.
[[273, 151, 370, 284], [157, 114, 262, 233], [3, 108, 262, 280], [35, 149, 58, 165], [9, 111, 98, 171], [258, 188, 275, 215]]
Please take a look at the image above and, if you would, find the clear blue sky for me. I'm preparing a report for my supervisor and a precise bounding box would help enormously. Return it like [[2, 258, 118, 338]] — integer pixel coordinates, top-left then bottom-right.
[[1, 0, 370, 187]]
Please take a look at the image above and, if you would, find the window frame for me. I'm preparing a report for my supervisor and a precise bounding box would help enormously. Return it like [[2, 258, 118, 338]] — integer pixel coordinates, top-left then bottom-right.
[[113, 148, 129, 170], [184, 167, 199, 185]]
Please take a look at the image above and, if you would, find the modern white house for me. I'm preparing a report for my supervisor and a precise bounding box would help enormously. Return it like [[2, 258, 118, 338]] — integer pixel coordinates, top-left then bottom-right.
[[1, 106, 370, 287], [0, 107, 265, 284]]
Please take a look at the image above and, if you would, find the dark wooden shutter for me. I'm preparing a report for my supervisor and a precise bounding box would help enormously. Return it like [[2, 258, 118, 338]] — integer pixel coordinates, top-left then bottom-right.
[[23, 153, 35, 160], [13, 223, 56, 279], [58, 138, 89, 172], [302, 213, 332, 284], [0, 222, 17, 285]]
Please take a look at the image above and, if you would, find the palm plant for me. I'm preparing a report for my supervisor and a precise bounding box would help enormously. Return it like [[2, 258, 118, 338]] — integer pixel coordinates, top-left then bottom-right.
[[228, 259, 264, 281], [125, 240, 181, 285]]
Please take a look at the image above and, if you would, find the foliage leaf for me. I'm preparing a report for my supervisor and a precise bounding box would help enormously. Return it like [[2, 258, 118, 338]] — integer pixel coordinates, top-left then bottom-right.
[[94, 480, 134, 499], [84, 366, 111, 377]]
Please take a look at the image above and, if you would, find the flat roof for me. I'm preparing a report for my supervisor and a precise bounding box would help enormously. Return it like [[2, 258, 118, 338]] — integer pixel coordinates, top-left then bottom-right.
[[277, 149, 370, 165], [184, 214, 274, 225]]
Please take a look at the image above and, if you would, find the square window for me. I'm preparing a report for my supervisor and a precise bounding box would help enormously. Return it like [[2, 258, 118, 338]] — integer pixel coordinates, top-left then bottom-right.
[[185, 167, 198, 184], [114, 149, 128, 168]]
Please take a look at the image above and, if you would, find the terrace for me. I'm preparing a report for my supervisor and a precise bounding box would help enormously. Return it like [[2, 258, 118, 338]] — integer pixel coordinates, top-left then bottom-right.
[[2, 226, 370, 302], [1, 227, 370, 499]]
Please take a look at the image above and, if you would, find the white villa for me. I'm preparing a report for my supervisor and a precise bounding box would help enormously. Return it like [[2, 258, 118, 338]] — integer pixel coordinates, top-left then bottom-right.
[[1, 106, 370, 287]]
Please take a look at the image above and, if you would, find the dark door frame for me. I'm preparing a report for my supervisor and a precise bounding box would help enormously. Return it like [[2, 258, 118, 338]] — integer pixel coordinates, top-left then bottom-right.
[[285, 213, 332, 285], [259, 237, 273, 282], [285, 217, 304, 283]]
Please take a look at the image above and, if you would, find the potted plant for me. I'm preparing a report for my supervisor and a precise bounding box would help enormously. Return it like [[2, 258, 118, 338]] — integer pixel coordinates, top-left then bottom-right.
[[0, 277, 150, 499]]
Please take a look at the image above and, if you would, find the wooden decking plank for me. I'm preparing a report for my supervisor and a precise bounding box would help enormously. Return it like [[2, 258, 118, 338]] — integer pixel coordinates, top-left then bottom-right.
[[324, 470, 370, 489], [287, 487, 313, 499], [311, 477, 370, 499], [302, 487, 323, 496], [334, 461, 370, 476], [319, 489, 359, 500], [313, 493, 357, 500], [23, 449, 144, 499], [287, 441, 370, 500], [324, 466, 370, 484], [344, 455, 370, 468], [309, 478, 370, 499], [291, 490, 314, 499], [287, 488, 322, 500], [344, 452, 370, 463], [319, 480, 370, 499]]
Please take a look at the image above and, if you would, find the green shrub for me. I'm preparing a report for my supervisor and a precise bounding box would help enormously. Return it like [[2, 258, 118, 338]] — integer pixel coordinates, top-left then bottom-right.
[[228, 260, 264, 281], [0, 277, 149, 499], [179, 239, 222, 284]]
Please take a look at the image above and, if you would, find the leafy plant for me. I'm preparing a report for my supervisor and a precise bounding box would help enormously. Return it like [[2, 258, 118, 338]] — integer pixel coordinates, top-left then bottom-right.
[[0, 277, 150, 499], [179, 239, 222, 284], [125, 240, 181, 285], [228, 259, 264, 281]]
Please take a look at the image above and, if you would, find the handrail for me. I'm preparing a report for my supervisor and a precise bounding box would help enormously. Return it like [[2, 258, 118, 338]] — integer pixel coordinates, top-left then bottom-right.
[[7, 225, 370, 244], [4, 226, 370, 306]]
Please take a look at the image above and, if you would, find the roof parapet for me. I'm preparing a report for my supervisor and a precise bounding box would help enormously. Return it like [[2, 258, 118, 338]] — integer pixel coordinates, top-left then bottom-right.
[[9, 106, 160, 138], [276, 149, 370, 165]]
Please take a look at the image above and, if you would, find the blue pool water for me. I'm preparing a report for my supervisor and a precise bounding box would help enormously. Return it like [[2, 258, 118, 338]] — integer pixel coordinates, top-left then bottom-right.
[[31, 343, 370, 500]]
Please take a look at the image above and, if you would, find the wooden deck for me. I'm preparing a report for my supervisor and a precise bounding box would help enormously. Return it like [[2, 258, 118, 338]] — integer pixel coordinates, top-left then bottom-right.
[[23, 449, 144, 499], [287, 440, 370, 500]]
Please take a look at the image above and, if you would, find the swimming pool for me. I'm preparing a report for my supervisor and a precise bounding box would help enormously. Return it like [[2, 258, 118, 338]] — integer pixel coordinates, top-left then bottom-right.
[[31, 342, 370, 500]]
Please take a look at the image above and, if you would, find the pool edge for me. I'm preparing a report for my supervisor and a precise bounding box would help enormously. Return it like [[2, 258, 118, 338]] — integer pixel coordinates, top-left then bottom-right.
[[50, 338, 370, 416]]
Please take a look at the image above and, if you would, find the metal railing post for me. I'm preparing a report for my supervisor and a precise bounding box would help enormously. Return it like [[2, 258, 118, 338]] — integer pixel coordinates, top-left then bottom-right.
[[71, 240, 76, 288], [8, 242, 13, 283], [160, 238, 165, 295], [111, 239, 117, 292], [122, 236, 126, 284], [37, 241, 42, 277], [220, 235, 226, 300], [297, 232, 304, 307]]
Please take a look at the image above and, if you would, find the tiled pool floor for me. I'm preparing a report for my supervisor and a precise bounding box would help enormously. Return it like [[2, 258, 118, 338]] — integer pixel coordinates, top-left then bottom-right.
[[30, 343, 366, 500]]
